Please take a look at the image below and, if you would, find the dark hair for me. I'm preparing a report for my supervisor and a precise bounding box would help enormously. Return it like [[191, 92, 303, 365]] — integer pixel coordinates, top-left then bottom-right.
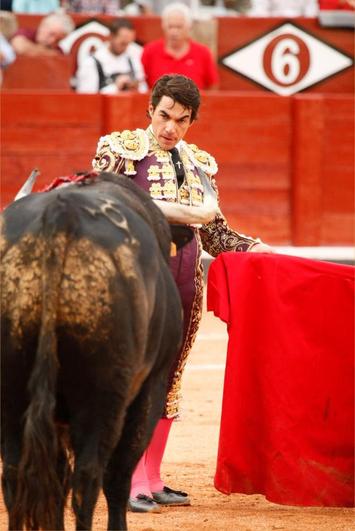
[[150, 74, 200, 122], [110, 18, 135, 35]]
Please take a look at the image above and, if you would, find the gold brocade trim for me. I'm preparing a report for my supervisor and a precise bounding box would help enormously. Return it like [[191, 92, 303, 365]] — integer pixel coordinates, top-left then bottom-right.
[[184, 143, 218, 176], [199, 212, 258, 256], [92, 148, 125, 174], [96, 129, 149, 161], [125, 159, 136, 175], [93, 129, 149, 174], [146, 127, 162, 153], [145, 127, 207, 206], [165, 234, 204, 419]]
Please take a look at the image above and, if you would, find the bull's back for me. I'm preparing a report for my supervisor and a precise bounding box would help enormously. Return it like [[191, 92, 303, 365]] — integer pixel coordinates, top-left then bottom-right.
[[1, 183, 167, 357]]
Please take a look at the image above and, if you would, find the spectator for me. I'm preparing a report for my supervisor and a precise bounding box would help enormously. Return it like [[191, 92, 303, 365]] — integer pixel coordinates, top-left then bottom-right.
[[247, 0, 319, 16], [75, 18, 147, 93], [141, 2, 219, 89], [0, 10, 18, 40], [0, 10, 17, 80], [63, 0, 120, 14], [140, 0, 192, 14], [11, 12, 75, 56], [199, 0, 251, 15], [12, 0, 60, 13], [0, 32, 16, 69], [123, 0, 154, 15]]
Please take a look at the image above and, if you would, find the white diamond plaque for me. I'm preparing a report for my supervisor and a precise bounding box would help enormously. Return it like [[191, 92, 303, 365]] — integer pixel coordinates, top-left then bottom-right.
[[221, 23, 353, 96]]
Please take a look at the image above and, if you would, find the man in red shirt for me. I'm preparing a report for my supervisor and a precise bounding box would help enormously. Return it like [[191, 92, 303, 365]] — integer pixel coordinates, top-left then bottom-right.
[[141, 2, 219, 90], [320, 0, 354, 8]]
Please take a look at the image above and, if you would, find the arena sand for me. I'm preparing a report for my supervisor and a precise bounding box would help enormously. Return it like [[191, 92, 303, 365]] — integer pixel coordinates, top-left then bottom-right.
[[1, 293, 353, 530]]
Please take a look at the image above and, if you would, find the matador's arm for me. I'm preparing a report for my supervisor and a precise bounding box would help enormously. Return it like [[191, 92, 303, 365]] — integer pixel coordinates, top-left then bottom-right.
[[199, 175, 261, 256]]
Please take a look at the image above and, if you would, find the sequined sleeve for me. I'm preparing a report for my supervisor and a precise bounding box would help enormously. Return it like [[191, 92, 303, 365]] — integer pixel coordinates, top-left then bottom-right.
[[92, 129, 149, 175], [199, 176, 260, 256], [92, 143, 125, 175]]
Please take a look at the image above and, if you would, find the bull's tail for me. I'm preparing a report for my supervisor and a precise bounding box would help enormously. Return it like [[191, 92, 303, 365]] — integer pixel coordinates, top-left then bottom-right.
[[12, 196, 72, 530]]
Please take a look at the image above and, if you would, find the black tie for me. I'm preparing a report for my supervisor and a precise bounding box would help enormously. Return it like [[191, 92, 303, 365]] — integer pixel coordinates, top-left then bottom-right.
[[169, 148, 185, 188]]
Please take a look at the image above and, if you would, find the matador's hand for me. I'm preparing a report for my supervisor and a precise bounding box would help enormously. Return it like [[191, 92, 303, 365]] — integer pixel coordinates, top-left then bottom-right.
[[249, 242, 275, 253]]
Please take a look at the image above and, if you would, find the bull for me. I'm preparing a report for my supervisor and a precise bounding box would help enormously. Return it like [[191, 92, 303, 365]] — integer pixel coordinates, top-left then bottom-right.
[[1, 172, 184, 530]]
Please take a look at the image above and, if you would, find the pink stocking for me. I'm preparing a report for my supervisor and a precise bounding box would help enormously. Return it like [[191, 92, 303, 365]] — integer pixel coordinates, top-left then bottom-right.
[[145, 418, 173, 493], [130, 452, 151, 498]]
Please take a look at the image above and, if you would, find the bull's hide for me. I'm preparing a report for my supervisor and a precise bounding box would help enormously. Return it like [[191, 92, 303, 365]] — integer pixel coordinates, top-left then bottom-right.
[[0, 172, 182, 531]]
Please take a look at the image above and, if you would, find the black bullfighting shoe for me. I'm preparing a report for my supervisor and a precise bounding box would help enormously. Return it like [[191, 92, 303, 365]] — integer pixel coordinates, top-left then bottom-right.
[[127, 494, 161, 513], [152, 486, 191, 506]]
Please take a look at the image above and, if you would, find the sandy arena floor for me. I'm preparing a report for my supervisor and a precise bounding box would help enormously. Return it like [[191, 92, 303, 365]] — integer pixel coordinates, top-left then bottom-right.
[[1, 293, 353, 530]]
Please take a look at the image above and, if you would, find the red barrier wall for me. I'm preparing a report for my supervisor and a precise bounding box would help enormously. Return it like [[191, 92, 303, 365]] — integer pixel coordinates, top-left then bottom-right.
[[1, 91, 353, 245], [292, 94, 354, 245], [1, 91, 103, 195], [2, 55, 73, 90]]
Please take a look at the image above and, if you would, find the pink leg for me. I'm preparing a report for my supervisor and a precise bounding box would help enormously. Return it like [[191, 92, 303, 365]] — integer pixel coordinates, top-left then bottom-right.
[[130, 452, 151, 498], [145, 418, 173, 492]]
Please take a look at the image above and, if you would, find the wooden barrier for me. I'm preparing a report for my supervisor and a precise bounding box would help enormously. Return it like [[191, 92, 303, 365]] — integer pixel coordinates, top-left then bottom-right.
[[2, 55, 73, 90], [1, 91, 353, 245], [1, 91, 103, 198], [292, 94, 354, 245]]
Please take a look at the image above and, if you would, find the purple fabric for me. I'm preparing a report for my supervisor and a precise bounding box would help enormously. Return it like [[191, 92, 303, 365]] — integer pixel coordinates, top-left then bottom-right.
[[167, 237, 199, 385], [133, 154, 201, 390], [12, 27, 36, 42]]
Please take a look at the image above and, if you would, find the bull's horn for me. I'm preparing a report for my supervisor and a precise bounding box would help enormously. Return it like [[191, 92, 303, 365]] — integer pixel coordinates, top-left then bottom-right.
[[14, 168, 40, 201]]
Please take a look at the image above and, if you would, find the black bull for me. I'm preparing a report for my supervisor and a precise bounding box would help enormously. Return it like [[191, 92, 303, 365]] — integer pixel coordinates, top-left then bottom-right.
[[1, 172, 184, 530]]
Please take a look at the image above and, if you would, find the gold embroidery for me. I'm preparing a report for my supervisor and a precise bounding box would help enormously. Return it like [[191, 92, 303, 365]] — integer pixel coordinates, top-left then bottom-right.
[[161, 163, 175, 180], [179, 186, 190, 205], [92, 148, 121, 173], [162, 180, 176, 199], [191, 188, 203, 206], [147, 165, 161, 181], [105, 129, 149, 160], [184, 143, 218, 175], [124, 159, 136, 176], [200, 213, 258, 256], [170, 242, 177, 257], [165, 233, 204, 418], [155, 149, 170, 163], [149, 182, 163, 199]]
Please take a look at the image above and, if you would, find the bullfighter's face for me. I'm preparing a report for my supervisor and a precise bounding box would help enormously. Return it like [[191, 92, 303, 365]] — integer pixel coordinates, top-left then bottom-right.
[[149, 96, 193, 151]]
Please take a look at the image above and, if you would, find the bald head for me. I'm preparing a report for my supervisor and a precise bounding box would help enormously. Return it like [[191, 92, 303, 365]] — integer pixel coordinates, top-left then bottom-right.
[[161, 2, 192, 48], [36, 13, 74, 48]]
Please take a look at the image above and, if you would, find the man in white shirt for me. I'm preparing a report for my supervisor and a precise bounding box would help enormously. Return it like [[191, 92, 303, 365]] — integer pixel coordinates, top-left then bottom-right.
[[75, 18, 147, 94]]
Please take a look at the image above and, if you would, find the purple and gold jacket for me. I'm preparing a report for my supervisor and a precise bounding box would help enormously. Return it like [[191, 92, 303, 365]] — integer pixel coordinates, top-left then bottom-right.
[[92, 126, 259, 256]]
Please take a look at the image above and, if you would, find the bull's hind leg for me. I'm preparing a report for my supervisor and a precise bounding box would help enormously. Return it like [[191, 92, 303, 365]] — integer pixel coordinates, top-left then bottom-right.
[[54, 428, 72, 530], [103, 375, 167, 531], [1, 341, 34, 531], [69, 395, 130, 530], [70, 432, 104, 530], [1, 427, 22, 531]]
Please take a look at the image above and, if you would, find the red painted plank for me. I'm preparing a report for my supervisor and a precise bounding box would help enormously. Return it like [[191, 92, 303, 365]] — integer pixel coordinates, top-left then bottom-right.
[[2, 56, 73, 90]]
